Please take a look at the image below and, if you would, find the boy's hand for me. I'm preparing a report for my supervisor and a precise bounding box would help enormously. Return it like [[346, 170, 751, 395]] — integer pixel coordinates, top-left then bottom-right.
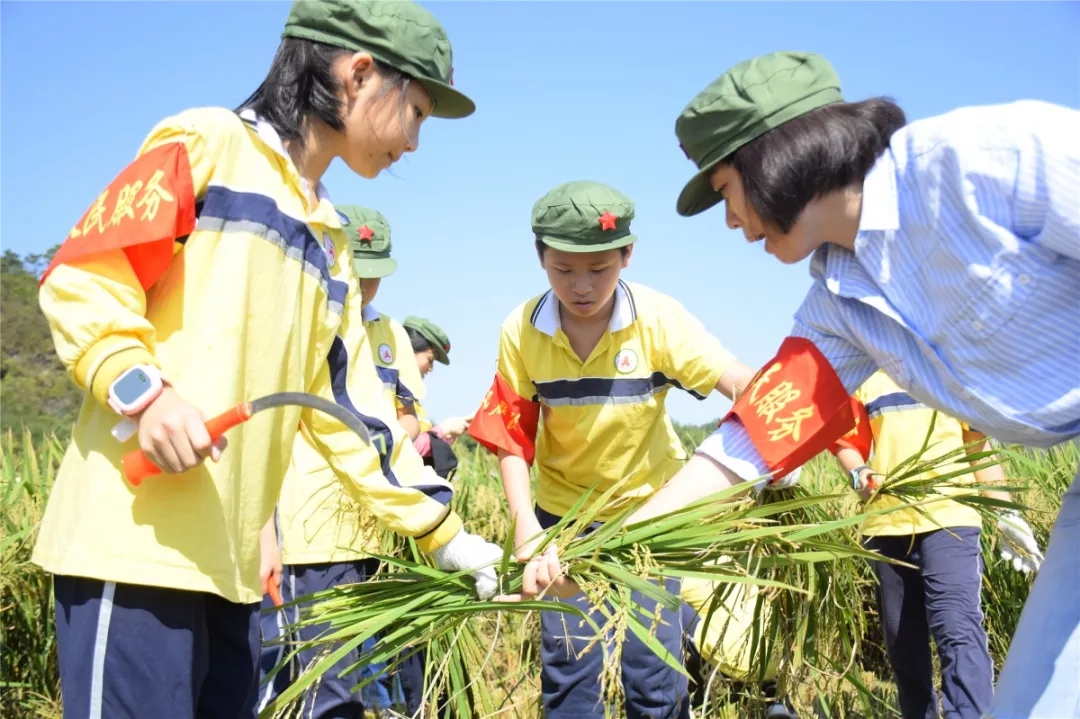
[[853, 468, 882, 502], [496, 544, 581, 602], [136, 387, 228, 473], [259, 522, 283, 601]]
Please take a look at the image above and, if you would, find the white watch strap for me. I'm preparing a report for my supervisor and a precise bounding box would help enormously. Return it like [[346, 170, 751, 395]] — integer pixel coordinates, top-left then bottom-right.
[[111, 417, 139, 443]]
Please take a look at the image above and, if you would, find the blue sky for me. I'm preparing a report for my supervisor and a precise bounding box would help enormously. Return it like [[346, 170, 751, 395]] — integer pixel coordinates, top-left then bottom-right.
[[2, 1, 1077, 425]]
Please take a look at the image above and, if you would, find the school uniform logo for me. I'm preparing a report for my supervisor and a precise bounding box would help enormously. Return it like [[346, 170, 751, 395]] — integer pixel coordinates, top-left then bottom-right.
[[378, 343, 394, 364], [323, 233, 336, 265], [615, 349, 637, 374]]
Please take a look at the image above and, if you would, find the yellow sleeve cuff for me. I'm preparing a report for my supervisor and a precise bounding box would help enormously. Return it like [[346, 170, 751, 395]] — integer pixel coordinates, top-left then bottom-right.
[[78, 342, 160, 407], [415, 511, 464, 554]]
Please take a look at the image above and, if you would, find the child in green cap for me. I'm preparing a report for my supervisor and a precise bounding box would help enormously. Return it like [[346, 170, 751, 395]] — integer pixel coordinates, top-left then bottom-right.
[[522, 51, 1076, 719], [33, 2, 502, 716], [402, 315, 473, 455], [468, 180, 759, 719], [258, 205, 449, 718]]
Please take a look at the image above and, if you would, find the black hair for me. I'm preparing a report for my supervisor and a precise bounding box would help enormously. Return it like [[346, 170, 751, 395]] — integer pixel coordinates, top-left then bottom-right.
[[236, 38, 412, 151], [534, 238, 631, 260], [727, 97, 907, 233], [406, 327, 432, 353]]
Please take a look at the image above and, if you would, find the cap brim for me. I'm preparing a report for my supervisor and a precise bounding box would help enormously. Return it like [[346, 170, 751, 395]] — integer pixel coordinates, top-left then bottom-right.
[[352, 256, 398, 279], [676, 160, 725, 217], [433, 346, 450, 365], [539, 232, 637, 253], [419, 79, 475, 119]]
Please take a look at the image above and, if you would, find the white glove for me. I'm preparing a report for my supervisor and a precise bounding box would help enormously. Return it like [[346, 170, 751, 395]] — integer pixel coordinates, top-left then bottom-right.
[[435, 416, 471, 441], [755, 465, 802, 493], [997, 510, 1044, 574], [429, 529, 504, 600]]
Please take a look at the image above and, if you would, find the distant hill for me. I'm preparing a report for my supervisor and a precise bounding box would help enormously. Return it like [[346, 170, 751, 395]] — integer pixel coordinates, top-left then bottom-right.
[[1, 248, 83, 440]]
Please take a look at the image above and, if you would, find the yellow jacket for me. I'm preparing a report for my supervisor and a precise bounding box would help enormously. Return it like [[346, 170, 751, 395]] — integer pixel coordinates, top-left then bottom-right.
[[32, 108, 461, 604]]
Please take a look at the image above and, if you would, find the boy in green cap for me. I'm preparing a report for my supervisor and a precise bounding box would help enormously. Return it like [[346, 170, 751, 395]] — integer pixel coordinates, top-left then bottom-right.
[[403, 315, 472, 447], [258, 205, 449, 718], [469, 180, 759, 719], [522, 51, 1076, 719], [33, 2, 503, 716]]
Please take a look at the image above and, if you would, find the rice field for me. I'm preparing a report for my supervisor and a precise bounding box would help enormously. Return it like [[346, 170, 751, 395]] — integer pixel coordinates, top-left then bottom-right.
[[1, 429, 1075, 719]]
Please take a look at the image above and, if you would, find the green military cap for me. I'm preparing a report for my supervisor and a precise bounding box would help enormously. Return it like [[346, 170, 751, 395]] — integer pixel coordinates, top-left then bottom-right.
[[282, 0, 474, 119], [338, 205, 397, 278], [675, 51, 844, 217], [532, 181, 636, 253], [404, 315, 451, 365]]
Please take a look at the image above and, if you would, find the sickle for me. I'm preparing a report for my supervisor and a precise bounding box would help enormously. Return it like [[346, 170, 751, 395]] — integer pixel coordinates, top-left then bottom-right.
[[123, 392, 372, 609], [122, 392, 374, 487]]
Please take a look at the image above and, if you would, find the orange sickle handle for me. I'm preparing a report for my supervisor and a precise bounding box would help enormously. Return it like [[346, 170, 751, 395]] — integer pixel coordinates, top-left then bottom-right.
[[266, 579, 284, 608], [122, 403, 253, 487]]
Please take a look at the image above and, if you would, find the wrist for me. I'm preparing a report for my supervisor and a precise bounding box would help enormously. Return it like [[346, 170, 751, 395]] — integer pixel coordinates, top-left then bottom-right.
[[86, 346, 159, 407], [849, 465, 879, 490]]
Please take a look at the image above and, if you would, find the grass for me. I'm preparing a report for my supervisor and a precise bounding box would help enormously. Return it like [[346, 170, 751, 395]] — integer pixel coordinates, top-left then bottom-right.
[[1, 430, 1075, 719], [1, 432, 63, 719]]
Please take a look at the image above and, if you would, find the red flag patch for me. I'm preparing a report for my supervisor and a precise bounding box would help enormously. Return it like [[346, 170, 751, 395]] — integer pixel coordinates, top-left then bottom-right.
[[41, 142, 196, 292], [468, 373, 540, 465], [722, 337, 855, 479]]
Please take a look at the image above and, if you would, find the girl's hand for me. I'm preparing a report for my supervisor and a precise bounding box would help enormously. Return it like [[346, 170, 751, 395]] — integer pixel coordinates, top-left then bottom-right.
[[136, 388, 227, 473]]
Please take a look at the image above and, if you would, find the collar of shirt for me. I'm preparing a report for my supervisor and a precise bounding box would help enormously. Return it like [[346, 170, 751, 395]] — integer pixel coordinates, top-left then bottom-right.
[[238, 108, 339, 226], [362, 303, 381, 323], [531, 279, 638, 337], [811, 149, 912, 330], [856, 150, 901, 234]]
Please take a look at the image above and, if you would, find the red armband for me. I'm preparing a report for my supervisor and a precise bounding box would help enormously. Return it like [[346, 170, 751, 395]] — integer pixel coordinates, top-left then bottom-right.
[[722, 337, 856, 477], [830, 396, 872, 463], [41, 142, 196, 292], [467, 374, 540, 465]]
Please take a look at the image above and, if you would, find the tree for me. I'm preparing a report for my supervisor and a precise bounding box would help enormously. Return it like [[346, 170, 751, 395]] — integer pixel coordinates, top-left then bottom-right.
[[1, 248, 83, 439]]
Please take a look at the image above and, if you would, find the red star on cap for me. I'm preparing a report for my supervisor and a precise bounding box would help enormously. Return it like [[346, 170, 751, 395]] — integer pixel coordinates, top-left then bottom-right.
[[598, 210, 618, 231], [357, 225, 374, 242]]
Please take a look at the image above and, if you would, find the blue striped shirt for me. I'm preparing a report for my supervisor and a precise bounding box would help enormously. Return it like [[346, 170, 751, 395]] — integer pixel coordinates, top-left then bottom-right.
[[698, 100, 1080, 481]]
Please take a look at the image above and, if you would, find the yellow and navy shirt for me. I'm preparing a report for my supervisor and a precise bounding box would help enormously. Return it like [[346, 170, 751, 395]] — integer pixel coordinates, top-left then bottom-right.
[[856, 371, 981, 537], [278, 304, 426, 564], [470, 281, 734, 521], [365, 305, 424, 415], [33, 108, 459, 603]]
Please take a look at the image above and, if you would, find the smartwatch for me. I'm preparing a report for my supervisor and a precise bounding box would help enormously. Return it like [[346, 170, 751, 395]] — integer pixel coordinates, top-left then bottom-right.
[[850, 464, 873, 491], [107, 364, 165, 416]]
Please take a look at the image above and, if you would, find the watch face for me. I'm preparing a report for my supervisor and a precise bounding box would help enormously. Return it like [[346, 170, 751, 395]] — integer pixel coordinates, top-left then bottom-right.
[[114, 368, 153, 405]]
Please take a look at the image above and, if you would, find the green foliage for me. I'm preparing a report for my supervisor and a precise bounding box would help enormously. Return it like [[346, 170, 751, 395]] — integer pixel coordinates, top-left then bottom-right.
[[1, 431, 63, 719], [0, 249, 82, 441], [673, 420, 718, 455]]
